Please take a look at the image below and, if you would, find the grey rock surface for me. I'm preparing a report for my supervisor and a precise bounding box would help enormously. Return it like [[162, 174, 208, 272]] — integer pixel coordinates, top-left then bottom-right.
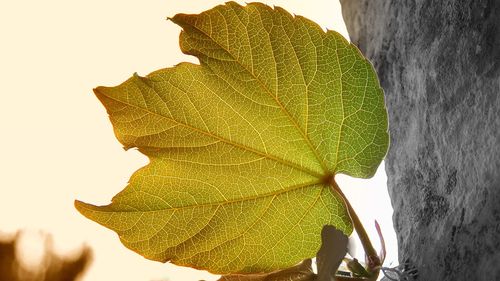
[[339, 1, 500, 281]]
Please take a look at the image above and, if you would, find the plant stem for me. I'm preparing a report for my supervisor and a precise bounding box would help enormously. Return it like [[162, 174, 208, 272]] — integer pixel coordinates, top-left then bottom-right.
[[328, 178, 380, 274]]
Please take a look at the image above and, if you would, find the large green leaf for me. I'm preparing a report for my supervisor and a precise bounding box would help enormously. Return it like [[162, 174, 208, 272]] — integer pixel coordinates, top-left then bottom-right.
[[75, 2, 388, 274]]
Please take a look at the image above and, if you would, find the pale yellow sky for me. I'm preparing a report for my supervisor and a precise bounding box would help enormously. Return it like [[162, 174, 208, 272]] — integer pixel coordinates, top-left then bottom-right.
[[0, 1, 396, 280]]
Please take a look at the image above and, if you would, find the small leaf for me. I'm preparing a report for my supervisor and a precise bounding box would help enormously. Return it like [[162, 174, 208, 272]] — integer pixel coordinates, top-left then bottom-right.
[[75, 1, 388, 274], [374, 220, 386, 264], [316, 226, 348, 281], [345, 258, 372, 278], [217, 259, 315, 281]]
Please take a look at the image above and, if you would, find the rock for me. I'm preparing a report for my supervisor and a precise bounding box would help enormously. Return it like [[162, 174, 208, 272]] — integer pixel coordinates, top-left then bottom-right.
[[339, 1, 500, 281]]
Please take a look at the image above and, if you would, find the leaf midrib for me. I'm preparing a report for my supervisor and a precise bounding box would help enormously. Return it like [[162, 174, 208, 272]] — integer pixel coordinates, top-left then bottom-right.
[[80, 179, 322, 213]]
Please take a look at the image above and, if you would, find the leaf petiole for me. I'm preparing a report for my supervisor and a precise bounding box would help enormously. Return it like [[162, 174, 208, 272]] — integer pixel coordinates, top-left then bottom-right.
[[329, 178, 381, 280]]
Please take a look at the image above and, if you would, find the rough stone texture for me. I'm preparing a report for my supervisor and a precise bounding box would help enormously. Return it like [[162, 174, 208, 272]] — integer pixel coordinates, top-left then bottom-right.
[[339, 1, 500, 280]]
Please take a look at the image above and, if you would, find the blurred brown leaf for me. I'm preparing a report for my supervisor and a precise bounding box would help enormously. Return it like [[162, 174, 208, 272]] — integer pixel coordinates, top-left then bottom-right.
[[0, 231, 92, 281]]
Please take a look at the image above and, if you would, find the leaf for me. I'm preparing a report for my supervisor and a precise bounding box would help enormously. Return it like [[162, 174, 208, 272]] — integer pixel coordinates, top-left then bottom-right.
[[316, 226, 348, 281], [217, 259, 315, 281], [344, 258, 372, 278], [374, 220, 386, 264], [75, 1, 388, 274]]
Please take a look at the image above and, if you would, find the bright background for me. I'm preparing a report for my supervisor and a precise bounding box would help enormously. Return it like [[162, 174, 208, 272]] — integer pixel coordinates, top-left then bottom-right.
[[0, 1, 396, 280]]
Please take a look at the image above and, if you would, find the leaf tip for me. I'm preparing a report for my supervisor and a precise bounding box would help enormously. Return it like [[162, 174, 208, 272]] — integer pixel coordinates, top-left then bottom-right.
[[168, 13, 187, 26], [74, 200, 89, 212], [74, 200, 102, 218], [92, 86, 107, 99], [74, 200, 88, 216], [133, 71, 149, 81]]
